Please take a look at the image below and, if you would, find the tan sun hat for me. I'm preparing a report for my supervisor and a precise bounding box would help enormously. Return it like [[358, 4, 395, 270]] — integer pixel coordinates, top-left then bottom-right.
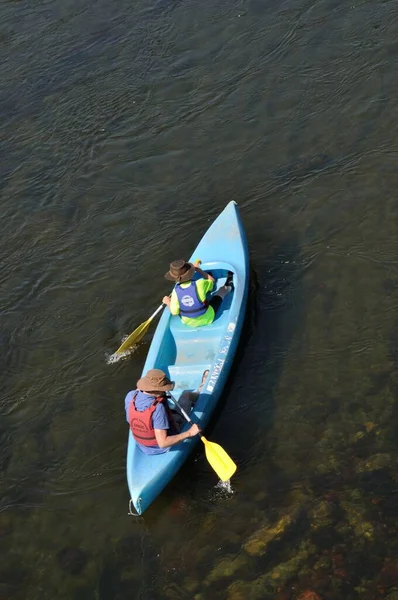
[[164, 259, 195, 283], [136, 369, 174, 392]]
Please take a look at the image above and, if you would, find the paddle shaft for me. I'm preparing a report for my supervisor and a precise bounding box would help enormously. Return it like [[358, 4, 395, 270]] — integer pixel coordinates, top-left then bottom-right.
[[168, 393, 207, 439], [142, 294, 170, 326], [168, 393, 195, 427], [149, 302, 166, 321]]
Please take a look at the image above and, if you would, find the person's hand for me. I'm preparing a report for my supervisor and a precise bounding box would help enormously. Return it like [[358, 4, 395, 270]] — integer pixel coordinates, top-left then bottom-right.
[[163, 296, 171, 306], [188, 423, 201, 437], [193, 259, 202, 270]]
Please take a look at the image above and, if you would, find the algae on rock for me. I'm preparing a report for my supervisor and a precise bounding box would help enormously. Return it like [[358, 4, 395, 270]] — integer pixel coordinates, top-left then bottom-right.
[[206, 552, 251, 584], [243, 509, 300, 557]]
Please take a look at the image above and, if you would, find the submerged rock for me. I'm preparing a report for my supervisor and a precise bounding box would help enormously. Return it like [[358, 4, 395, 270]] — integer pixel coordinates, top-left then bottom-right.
[[206, 553, 251, 584], [238, 540, 316, 599], [353, 581, 383, 599], [378, 559, 398, 588], [308, 500, 335, 530], [356, 453, 391, 473], [268, 541, 313, 586], [351, 421, 378, 444], [243, 511, 297, 557], [296, 591, 322, 600], [313, 555, 332, 572], [340, 498, 374, 540], [274, 592, 293, 600], [182, 576, 199, 595], [226, 580, 250, 600]]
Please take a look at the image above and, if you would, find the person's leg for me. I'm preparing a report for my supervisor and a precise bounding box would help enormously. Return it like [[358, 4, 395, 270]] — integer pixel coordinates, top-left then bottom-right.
[[171, 393, 189, 429], [177, 390, 193, 414], [209, 272, 234, 313], [179, 369, 209, 410], [170, 369, 210, 428], [198, 369, 209, 392]]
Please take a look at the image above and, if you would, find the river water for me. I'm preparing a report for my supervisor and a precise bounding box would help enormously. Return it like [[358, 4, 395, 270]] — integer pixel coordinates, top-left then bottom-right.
[[2, 0, 398, 598]]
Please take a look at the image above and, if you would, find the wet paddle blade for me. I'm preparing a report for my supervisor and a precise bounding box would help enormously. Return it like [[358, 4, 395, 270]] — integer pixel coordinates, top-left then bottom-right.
[[201, 436, 237, 481], [114, 303, 166, 355], [115, 319, 152, 354]]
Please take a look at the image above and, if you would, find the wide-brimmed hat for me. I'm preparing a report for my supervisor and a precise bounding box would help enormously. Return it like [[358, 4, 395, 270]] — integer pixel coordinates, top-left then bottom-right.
[[165, 259, 195, 283], [136, 369, 174, 392]]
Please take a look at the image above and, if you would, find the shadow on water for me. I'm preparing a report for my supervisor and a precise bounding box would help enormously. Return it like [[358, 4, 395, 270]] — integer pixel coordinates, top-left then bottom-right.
[[213, 233, 305, 481]]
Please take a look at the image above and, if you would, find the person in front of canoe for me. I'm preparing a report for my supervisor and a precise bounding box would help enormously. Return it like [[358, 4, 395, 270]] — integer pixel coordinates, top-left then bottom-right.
[[125, 368, 201, 455], [162, 259, 233, 327]]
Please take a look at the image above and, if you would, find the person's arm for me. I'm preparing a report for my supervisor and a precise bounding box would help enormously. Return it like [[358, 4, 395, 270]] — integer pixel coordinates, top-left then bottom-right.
[[196, 278, 215, 302], [195, 265, 215, 282], [125, 391, 135, 423], [154, 424, 200, 448], [163, 290, 180, 315]]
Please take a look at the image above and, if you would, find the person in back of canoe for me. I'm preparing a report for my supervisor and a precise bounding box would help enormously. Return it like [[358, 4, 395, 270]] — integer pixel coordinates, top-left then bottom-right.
[[162, 259, 233, 327], [125, 368, 201, 455]]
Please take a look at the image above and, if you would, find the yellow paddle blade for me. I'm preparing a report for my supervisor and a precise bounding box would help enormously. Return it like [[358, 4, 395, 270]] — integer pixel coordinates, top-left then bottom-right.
[[201, 436, 237, 481], [114, 303, 165, 355], [115, 319, 152, 354]]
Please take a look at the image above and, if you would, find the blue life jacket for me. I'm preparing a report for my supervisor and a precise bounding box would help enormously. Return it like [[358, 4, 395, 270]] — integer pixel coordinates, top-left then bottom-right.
[[175, 281, 208, 318]]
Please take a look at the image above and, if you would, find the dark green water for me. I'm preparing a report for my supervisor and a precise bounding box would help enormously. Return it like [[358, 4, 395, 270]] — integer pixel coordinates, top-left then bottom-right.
[[2, 0, 398, 598]]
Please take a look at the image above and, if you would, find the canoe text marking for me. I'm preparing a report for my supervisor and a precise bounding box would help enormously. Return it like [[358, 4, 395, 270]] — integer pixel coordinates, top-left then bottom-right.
[[206, 322, 236, 392]]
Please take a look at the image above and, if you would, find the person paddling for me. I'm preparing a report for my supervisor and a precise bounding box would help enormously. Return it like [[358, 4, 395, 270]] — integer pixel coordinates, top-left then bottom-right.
[[125, 369, 200, 455], [162, 259, 233, 327]]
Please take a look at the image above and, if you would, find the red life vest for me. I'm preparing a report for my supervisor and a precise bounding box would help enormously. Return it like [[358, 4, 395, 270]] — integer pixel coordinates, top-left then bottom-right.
[[128, 392, 176, 447]]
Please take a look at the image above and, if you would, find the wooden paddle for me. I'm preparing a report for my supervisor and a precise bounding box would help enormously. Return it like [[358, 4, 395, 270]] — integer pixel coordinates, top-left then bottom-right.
[[115, 303, 166, 354], [168, 393, 237, 482]]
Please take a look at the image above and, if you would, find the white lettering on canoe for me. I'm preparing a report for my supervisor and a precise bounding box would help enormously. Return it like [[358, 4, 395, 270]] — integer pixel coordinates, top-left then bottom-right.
[[206, 322, 236, 392], [206, 358, 224, 392]]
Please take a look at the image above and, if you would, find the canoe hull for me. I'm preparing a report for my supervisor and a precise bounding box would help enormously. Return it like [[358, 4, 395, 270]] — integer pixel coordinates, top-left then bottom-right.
[[126, 201, 249, 515]]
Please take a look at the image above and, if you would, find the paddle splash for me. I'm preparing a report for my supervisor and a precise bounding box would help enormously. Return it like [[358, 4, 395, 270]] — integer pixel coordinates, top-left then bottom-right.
[[106, 340, 139, 364], [215, 479, 234, 494]]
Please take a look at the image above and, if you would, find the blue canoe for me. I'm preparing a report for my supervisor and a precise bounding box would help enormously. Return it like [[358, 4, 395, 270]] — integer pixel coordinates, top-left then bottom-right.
[[127, 201, 249, 515]]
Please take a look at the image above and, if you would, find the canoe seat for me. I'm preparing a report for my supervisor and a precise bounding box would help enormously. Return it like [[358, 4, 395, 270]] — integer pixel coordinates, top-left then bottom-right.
[[174, 341, 216, 365], [167, 277, 235, 366], [168, 364, 211, 392], [168, 300, 233, 365], [169, 293, 232, 336]]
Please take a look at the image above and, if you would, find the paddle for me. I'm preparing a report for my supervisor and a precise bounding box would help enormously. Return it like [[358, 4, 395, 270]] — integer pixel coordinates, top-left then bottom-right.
[[168, 393, 237, 482], [115, 303, 166, 354], [115, 259, 203, 355]]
